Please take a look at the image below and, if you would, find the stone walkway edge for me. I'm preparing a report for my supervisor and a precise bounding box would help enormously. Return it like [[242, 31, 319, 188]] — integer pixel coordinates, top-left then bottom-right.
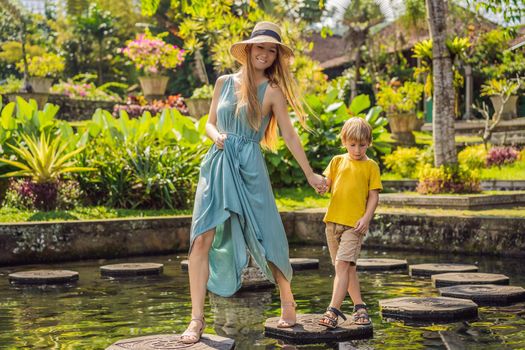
[[0, 209, 523, 266]]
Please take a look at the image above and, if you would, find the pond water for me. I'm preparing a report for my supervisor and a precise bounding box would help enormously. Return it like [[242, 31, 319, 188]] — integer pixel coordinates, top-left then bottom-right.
[[0, 246, 524, 349]]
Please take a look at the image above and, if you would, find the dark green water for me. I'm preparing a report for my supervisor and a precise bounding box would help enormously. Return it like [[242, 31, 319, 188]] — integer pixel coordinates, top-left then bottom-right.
[[0, 246, 524, 349]]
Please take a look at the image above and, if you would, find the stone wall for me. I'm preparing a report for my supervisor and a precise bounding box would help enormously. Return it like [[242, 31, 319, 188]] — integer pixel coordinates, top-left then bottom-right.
[[0, 210, 523, 266]]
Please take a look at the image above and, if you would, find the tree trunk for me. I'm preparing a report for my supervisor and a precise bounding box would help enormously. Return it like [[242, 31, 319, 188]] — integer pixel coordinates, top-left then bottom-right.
[[350, 47, 362, 102], [426, 0, 457, 166]]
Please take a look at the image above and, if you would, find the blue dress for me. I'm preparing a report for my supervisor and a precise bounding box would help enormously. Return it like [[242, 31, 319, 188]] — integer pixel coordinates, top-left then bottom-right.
[[190, 75, 293, 297]]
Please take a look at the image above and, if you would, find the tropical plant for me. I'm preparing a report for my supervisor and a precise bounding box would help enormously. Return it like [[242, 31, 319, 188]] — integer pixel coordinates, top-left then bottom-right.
[[51, 74, 126, 101], [0, 76, 23, 94], [375, 80, 424, 114], [121, 28, 186, 76], [266, 92, 391, 187], [383, 147, 430, 178], [480, 78, 521, 97], [190, 84, 213, 99], [16, 52, 65, 78], [113, 95, 188, 118], [458, 144, 488, 170], [486, 147, 519, 168], [0, 132, 94, 183], [417, 164, 481, 194]]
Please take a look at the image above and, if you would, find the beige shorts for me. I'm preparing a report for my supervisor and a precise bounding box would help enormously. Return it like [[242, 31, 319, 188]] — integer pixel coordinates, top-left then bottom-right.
[[325, 222, 365, 265]]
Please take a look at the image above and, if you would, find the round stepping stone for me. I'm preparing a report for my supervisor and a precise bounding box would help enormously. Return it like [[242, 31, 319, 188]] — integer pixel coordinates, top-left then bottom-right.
[[264, 313, 373, 344], [182, 258, 320, 271], [409, 263, 478, 277], [106, 334, 234, 349], [239, 266, 274, 291], [100, 263, 163, 277], [8, 270, 79, 285], [432, 273, 510, 288], [357, 258, 407, 271], [439, 284, 525, 306], [290, 258, 319, 270], [380, 297, 478, 322]]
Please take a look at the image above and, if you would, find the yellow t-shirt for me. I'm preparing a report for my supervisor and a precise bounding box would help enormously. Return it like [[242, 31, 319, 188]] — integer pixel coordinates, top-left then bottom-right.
[[323, 154, 382, 227]]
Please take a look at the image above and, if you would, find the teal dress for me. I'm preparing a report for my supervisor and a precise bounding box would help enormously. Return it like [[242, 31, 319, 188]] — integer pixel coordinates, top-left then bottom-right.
[[190, 75, 293, 297]]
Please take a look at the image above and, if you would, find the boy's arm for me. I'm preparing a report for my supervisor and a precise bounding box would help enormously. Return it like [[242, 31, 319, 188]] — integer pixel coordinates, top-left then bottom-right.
[[354, 189, 380, 234]]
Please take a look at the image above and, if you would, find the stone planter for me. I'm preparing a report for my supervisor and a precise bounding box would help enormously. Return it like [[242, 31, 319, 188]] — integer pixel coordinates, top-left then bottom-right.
[[490, 95, 519, 120], [386, 112, 421, 145], [138, 75, 169, 97], [5, 92, 49, 109], [28, 77, 53, 93], [185, 98, 212, 118]]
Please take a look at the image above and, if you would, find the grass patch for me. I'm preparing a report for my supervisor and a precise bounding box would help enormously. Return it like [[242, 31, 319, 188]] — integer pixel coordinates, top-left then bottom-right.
[[480, 162, 525, 180], [0, 206, 190, 223], [1, 186, 523, 223], [376, 131, 480, 147]]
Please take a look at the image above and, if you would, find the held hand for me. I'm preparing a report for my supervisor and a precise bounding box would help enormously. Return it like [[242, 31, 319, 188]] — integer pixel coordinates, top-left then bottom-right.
[[307, 173, 328, 194], [354, 216, 370, 234], [214, 133, 227, 149]]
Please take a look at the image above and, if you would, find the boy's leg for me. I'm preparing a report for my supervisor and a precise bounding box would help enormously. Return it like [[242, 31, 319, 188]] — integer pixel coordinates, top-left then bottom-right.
[[347, 265, 363, 305]]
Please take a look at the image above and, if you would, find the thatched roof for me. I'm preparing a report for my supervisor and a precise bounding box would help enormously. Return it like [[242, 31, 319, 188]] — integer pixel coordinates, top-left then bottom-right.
[[307, 5, 500, 69]]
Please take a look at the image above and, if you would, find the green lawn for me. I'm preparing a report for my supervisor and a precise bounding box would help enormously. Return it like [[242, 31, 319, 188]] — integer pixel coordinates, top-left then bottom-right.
[[1, 186, 524, 223], [376, 131, 482, 146]]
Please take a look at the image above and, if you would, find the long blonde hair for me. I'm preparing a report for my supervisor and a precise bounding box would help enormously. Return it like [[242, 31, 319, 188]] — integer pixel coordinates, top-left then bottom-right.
[[235, 44, 307, 151]]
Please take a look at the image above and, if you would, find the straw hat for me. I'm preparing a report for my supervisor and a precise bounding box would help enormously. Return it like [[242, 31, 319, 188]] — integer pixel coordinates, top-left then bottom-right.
[[230, 21, 294, 65]]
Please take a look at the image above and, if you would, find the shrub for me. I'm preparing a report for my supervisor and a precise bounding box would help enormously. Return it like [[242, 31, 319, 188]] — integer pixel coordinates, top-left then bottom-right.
[[383, 147, 421, 178], [518, 148, 525, 162], [3, 178, 82, 211], [486, 146, 519, 167], [191, 85, 213, 99], [458, 144, 488, 170], [17, 53, 65, 78], [113, 95, 188, 118], [51, 80, 125, 102], [416, 164, 481, 194]]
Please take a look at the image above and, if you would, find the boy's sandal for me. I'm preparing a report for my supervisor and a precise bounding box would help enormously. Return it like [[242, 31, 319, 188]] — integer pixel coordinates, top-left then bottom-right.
[[180, 317, 206, 344], [351, 304, 371, 325], [277, 301, 297, 328], [318, 306, 347, 329]]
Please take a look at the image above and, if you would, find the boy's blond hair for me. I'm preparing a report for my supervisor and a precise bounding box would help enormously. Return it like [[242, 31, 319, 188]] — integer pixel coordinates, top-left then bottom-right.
[[340, 117, 373, 145]]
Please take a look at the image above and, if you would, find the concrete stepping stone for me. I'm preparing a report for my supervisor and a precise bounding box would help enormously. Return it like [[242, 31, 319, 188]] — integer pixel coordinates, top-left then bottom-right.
[[181, 258, 319, 271], [100, 263, 163, 277], [357, 258, 407, 271], [380, 297, 478, 322], [432, 273, 510, 288], [239, 266, 274, 291], [289, 258, 319, 270], [439, 284, 525, 306], [8, 269, 79, 285], [264, 313, 373, 344], [106, 334, 234, 349], [409, 263, 478, 277]]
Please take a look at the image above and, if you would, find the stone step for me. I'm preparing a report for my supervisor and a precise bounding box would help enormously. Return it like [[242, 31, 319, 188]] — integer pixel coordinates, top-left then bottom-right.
[[106, 334, 234, 349], [439, 284, 525, 306], [409, 263, 478, 277], [357, 258, 408, 271], [264, 313, 373, 344], [100, 263, 164, 277], [431, 272, 510, 288], [8, 269, 79, 285], [380, 297, 478, 322]]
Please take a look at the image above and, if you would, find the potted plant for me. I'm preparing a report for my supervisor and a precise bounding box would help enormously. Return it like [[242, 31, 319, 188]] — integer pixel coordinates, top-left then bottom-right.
[[186, 84, 213, 118], [376, 80, 424, 145], [480, 78, 521, 120], [121, 29, 185, 97], [16, 53, 65, 93]]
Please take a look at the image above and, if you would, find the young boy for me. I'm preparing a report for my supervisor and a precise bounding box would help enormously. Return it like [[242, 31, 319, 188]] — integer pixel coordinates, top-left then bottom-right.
[[318, 117, 382, 328]]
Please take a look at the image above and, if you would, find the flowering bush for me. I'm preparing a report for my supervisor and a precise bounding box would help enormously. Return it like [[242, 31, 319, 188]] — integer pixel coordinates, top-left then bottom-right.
[[121, 29, 185, 75], [417, 164, 480, 194], [113, 95, 188, 118], [486, 146, 519, 167], [51, 80, 124, 102], [383, 147, 423, 178], [458, 144, 488, 170], [16, 53, 65, 78]]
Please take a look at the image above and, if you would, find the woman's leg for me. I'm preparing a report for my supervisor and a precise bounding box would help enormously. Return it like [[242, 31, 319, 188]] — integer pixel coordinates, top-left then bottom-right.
[[269, 263, 296, 326], [183, 229, 215, 336]]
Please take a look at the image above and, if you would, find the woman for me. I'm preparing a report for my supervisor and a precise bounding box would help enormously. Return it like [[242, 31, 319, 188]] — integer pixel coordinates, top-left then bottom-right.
[[181, 21, 326, 344]]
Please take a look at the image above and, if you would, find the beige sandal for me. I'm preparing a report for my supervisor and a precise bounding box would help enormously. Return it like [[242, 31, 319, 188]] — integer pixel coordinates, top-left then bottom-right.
[[180, 317, 205, 344], [277, 301, 297, 328]]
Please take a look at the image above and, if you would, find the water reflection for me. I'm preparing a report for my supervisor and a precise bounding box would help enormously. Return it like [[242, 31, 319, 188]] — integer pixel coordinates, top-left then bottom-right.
[[0, 247, 524, 349]]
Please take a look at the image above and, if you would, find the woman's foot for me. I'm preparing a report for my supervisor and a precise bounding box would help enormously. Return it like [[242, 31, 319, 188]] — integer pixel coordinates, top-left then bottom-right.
[[180, 317, 206, 344], [277, 301, 297, 328]]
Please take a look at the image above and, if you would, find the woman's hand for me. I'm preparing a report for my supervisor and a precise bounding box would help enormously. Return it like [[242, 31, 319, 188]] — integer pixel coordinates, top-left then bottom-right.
[[214, 133, 227, 149], [307, 173, 327, 194]]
